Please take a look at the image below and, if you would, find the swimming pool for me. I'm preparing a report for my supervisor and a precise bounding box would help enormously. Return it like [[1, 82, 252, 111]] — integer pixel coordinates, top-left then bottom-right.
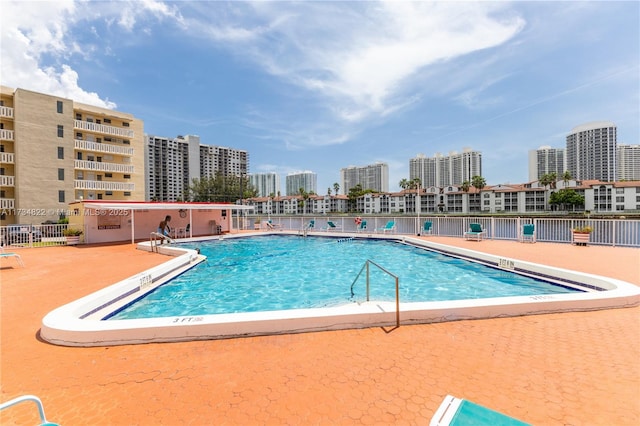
[[109, 236, 577, 319], [41, 232, 640, 346]]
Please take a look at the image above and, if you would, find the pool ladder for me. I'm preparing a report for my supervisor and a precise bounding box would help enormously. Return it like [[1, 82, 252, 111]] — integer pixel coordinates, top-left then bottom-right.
[[150, 232, 175, 252], [350, 259, 400, 329]]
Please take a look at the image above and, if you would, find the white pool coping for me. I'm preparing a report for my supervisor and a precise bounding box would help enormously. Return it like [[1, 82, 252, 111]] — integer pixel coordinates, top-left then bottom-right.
[[41, 232, 640, 346]]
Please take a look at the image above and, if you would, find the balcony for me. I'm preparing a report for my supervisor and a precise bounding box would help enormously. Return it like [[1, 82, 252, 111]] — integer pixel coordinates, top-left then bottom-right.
[[74, 159, 134, 174], [74, 180, 135, 191], [75, 139, 134, 156], [0, 152, 14, 163], [74, 120, 134, 138], [0, 175, 15, 186], [0, 198, 15, 209], [0, 105, 14, 119], [0, 129, 14, 141]]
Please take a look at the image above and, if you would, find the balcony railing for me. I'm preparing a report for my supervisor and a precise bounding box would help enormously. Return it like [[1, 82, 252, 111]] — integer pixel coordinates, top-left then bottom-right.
[[0, 152, 14, 163], [75, 139, 134, 156], [0, 106, 14, 118], [0, 175, 15, 186], [74, 180, 135, 191], [0, 198, 15, 209], [74, 159, 134, 174], [0, 129, 14, 141], [74, 120, 134, 138]]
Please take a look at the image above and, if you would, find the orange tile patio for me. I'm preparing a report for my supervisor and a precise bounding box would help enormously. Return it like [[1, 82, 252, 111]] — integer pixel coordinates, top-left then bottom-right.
[[1, 237, 639, 425]]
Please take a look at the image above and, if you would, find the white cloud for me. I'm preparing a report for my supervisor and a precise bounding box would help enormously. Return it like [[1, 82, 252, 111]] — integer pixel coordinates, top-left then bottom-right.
[[0, 0, 182, 108], [195, 1, 525, 124]]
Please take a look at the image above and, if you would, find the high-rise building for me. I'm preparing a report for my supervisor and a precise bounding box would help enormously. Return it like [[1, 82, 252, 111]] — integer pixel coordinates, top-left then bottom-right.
[[528, 146, 565, 181], [340, 162, 389, 193], [409, 148, 481, 187], [285, 171, 317, 195], [617, 144, 640, 181], [145, 134, 248, 201], [566, 121, 617, 182], [249, 172, 281, 197], [0, 86, 144, 225], [145, 135, 200, 201]]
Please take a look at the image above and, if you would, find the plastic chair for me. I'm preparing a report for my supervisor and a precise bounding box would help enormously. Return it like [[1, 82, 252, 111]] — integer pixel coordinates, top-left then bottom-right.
[[520, 224, 536, 243]]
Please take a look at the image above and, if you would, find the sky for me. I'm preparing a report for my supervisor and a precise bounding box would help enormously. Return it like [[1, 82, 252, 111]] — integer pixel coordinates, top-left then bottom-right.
[[2, 1, 638, 193]]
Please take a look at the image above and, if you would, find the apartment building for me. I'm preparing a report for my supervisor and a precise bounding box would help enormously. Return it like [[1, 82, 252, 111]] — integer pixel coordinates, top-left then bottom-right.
[[617, 144, 640, 181], [566, 121, 617, 182], [340, 162, 389, 193], [248, 172, 281, 197], [285, 171, 317, 196], [145, 134, 248, 202], [528, 145, 565, 181], [410, 148, 482, 187], [0, 86, 144, 225]]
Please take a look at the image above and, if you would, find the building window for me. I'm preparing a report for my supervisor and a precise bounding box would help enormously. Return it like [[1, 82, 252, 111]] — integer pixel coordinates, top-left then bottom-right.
[[124, 192, 131, 196], [616, 196, 624, 202], [57, 147, 64, 159], [105, 173, 112, 178], [104, 118, 111, 124], [122, 122, 130, 127], [105, 191, 113, 196], [57, 125, 64, 137], [58, 191, 65, 203], [58, 168, 64, 181], [97, 193, 103, 200], [75, 113, 82, 120], [57, 100, 63, 113], [123, 174, 130, 179]]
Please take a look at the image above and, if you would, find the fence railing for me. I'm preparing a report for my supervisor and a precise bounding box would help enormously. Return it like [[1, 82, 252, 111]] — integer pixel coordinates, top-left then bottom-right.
[[253, 216, 640, 247]]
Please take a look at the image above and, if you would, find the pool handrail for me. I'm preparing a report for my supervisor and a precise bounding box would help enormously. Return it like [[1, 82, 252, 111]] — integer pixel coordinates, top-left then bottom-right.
[[350, 259, 400, 329]]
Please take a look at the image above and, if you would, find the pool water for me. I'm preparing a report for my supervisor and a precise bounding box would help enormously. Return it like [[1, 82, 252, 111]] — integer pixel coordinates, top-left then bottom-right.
[[109, 235, 579, 320]]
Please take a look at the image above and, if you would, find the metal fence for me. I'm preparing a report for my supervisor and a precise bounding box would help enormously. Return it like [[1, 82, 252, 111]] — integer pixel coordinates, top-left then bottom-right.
[[252, 216, 640, 247], [0, 224, 69, 249]]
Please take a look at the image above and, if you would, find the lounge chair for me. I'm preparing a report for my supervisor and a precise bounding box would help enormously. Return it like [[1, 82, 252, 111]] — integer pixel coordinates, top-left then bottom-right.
[[0, 395, 59, 426], [422, 221, 433, 235], [464, 223, 485, 241], [377, 221, 396, 234], [324, 221, 341, 231], [430, 394, 529, 426], [357, 220, 367, 232], [305, 220, 315, 230], [265, 220, 282, 230], [0, 246, 24, 267], [520, 224, 536, 243]]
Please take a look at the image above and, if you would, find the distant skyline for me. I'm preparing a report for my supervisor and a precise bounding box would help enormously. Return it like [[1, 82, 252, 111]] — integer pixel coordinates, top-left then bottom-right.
[[2, 1, 638, 192]]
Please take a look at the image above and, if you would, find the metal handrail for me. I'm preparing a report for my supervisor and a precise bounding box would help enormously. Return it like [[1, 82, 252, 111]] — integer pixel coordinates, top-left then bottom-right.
[[350, 259, 400, 328], [150, 232, 175, 252]]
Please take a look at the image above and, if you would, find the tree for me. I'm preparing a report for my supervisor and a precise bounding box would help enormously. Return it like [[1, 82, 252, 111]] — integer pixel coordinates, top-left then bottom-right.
[[549, 188, 584, 211], [333, 183, 340, 196], [189, 173, 255, 202], [399, 179, 410, 190], [562, 171, 572, 187], [471, 176, 486, 192], [460, 181, 470, 193], [327, 187, 332, 196]]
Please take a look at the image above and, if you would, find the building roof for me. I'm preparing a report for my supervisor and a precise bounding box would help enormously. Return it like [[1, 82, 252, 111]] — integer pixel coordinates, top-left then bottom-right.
[[77, 200, 255, 211]]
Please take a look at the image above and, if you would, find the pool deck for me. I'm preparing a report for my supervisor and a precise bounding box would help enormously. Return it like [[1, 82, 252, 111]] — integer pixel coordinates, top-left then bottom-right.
[[1, 236, 639, 425]]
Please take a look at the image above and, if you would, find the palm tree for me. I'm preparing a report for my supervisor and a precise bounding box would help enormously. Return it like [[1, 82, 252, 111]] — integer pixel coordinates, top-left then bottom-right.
[[471, 175, 486, 192], [399, 179, 410, 190], [460, 180, 470, 193], [333, 183, 340, 196], [562, 171, 572, 188]]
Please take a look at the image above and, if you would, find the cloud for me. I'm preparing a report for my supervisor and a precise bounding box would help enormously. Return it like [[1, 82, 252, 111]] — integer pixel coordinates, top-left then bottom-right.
[[196, 1, 524, 124], [0, 0, 182, 108]]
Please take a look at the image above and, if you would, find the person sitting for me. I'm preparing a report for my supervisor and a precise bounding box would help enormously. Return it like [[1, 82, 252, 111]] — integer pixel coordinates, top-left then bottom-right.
[[158, 215, 172, 240]]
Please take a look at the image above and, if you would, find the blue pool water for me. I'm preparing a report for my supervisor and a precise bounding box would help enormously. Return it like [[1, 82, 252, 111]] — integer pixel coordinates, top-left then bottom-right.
[[110, 235, 579, 320]]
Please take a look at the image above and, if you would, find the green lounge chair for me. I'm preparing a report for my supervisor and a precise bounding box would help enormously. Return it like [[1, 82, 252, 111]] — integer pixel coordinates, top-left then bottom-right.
[[0, 246, 24, 267], [520, 224, 536, 243], [377, 221, 396, 234], [422, 221, 433, 235], [464, 223, 485, 241], [357, 220, 367, 232], [430, 394, 530, 426], [324, 221, 341, 231]]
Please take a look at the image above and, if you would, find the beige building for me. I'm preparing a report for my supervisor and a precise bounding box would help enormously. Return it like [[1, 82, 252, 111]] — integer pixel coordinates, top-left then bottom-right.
[[0, 86, 144, 225]]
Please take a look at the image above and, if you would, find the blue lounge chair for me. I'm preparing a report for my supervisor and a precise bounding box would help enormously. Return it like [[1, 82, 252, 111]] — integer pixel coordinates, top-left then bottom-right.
[[324, 221, 341, 231], [430, 394, 530, 426], [377, 221, 396, 234], [520, 224, 536, 243], [266, 220, 282, 230], [356, 220, 367, 232], [422, 221, 433, 235], [0, 395, 59, 426], [305, 220, 315, 230], [464, 223, 485, 241], [0, 247, 24, 267]]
